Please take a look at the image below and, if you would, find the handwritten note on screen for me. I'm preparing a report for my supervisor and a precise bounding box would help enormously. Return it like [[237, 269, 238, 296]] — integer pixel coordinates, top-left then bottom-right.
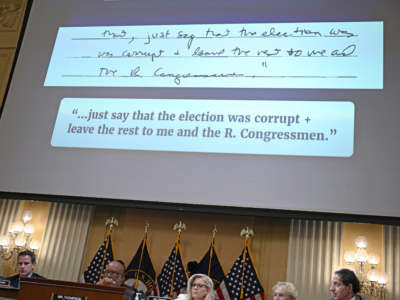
[[44, 22, 383, 89]]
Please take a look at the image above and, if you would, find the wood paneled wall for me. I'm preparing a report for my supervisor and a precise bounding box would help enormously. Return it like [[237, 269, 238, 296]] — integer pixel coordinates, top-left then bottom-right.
[[82, 206, 290, 300]]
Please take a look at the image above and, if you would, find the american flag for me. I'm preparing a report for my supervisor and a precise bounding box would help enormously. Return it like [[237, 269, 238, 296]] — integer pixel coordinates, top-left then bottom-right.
[[83, 234, 114, 283], [156, 241, 188, 298], [217, 246, 264, 300]]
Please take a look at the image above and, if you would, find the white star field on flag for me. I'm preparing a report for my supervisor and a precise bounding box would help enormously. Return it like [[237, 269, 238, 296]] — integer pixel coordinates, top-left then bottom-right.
[[83, 235, 114, 283], [157, 245, 187, 297], [217, 247, 264, 300]]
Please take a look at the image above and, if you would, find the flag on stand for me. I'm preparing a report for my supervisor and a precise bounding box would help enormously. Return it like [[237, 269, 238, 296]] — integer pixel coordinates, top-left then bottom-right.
[[83, 233, 114, 283], [193, 241, 225, 288], [125, 238, 157, 294], [216, 245, 264, 300], [156, 240, 188, 298]]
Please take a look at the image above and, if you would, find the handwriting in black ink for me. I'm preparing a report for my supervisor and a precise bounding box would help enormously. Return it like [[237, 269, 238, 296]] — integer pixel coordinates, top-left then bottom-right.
[[177, 31, 196, 49], [294, 27, 322, 36], [144, 30, 171, 44], [98, 51, 114, 58], [287, 48, 303, 56], [205, 28, 230, 38], [99, 67, 117, 76], [153, 67, 245, 85], [192, 47, 225, 57], [257, 48, 281, 56], [307, 49, 327, 56], [329, 28, 356, 38], [232, 47, 250, 56], [102, 29, 127, 38], [122, 49, 164, 62], [130, 66, 142, 77], [261, 27, 290, 38], [331, 44, 356, 56], [239, 27, 257, 37]]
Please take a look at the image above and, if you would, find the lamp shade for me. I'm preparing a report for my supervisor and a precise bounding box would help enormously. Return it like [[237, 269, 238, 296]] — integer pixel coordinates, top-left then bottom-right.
[[378, 273, 388, 285], [344, 250, 356, 264], [355, 236, 368, 249], [356, 248, 368, 263], [368, 254, 380, 266], [0, 235, 9, 247], [15, 237, 26, 247], [367, 269, 379, 282], [9, 221, 24, 234], [22, 210, 33, 223], [23, 224, 35, 235], [30, 239, 40, 250]]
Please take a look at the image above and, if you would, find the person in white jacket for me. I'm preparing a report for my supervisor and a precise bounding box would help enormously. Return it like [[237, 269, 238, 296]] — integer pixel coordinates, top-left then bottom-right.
[[176, 274, 215, 300]]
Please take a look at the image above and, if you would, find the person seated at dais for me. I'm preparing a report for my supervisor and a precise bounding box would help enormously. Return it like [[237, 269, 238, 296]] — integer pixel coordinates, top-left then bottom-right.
[[327, 268, 370, 300], [6, 250, 45, 288], [97, 260, 126, 287], [176, 273, 215, 300], [272, 281, 298, 300]]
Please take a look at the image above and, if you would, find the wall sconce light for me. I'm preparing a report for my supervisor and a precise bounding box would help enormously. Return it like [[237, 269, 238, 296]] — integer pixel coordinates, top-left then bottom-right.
[[0, 210, 40, 261], [343, 236, 387, 300]]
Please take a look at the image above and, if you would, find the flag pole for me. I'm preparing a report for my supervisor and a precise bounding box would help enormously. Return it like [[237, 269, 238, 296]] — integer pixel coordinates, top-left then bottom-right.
[[239, 227, 254, 300], [208, 225, 217, 276], [169, 221, 186, 298], [99, 216, 118, 280], [135, 222, 150, 289]]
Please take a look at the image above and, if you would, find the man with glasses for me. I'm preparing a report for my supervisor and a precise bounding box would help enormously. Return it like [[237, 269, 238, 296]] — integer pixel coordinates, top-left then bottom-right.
[[97, 260, 126, 287]]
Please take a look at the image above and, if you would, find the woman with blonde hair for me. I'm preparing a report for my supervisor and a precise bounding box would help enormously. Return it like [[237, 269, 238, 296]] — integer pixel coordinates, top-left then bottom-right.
[[272, 281, 298, 300], [176, 274, 214, 300]]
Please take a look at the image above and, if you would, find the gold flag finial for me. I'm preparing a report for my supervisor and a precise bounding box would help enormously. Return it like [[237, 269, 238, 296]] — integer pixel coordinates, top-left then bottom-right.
[[240, 226, 254, 240], [239, 227, 254, 300], [144, 222, 150, 238], [105, 216, 118, 233], [212, 225, 217, 239], [173, 221, 186, 235]]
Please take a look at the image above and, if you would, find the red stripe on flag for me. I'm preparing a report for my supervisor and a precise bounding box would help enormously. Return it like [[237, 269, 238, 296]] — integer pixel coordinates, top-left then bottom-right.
[[217, 288, 225, 300]]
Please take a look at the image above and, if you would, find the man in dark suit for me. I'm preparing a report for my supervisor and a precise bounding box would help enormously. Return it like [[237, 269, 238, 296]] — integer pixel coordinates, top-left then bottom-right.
[[96, 260, 125, 287], [327, 268, 370, 300], [6, 250, 44, 288]]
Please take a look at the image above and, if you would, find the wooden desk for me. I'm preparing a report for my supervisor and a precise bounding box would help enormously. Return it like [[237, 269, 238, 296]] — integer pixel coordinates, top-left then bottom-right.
[[19, 277, 126, 300], [0, 285, 18, 300]]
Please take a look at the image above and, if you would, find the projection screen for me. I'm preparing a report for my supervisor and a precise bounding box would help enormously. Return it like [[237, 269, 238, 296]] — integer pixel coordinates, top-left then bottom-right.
[[0, 0, 399, 219]]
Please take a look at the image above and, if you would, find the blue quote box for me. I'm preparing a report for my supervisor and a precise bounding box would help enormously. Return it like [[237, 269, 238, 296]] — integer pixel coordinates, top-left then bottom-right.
[[51, 98, 355, 157], [44, 21, 383, 89]]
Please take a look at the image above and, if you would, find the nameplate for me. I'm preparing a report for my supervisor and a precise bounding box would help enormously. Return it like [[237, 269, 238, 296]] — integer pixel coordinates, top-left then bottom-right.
[[148, 296, 172, 300], [0, 279, 10, 286], [51, 294, 87, 300]]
